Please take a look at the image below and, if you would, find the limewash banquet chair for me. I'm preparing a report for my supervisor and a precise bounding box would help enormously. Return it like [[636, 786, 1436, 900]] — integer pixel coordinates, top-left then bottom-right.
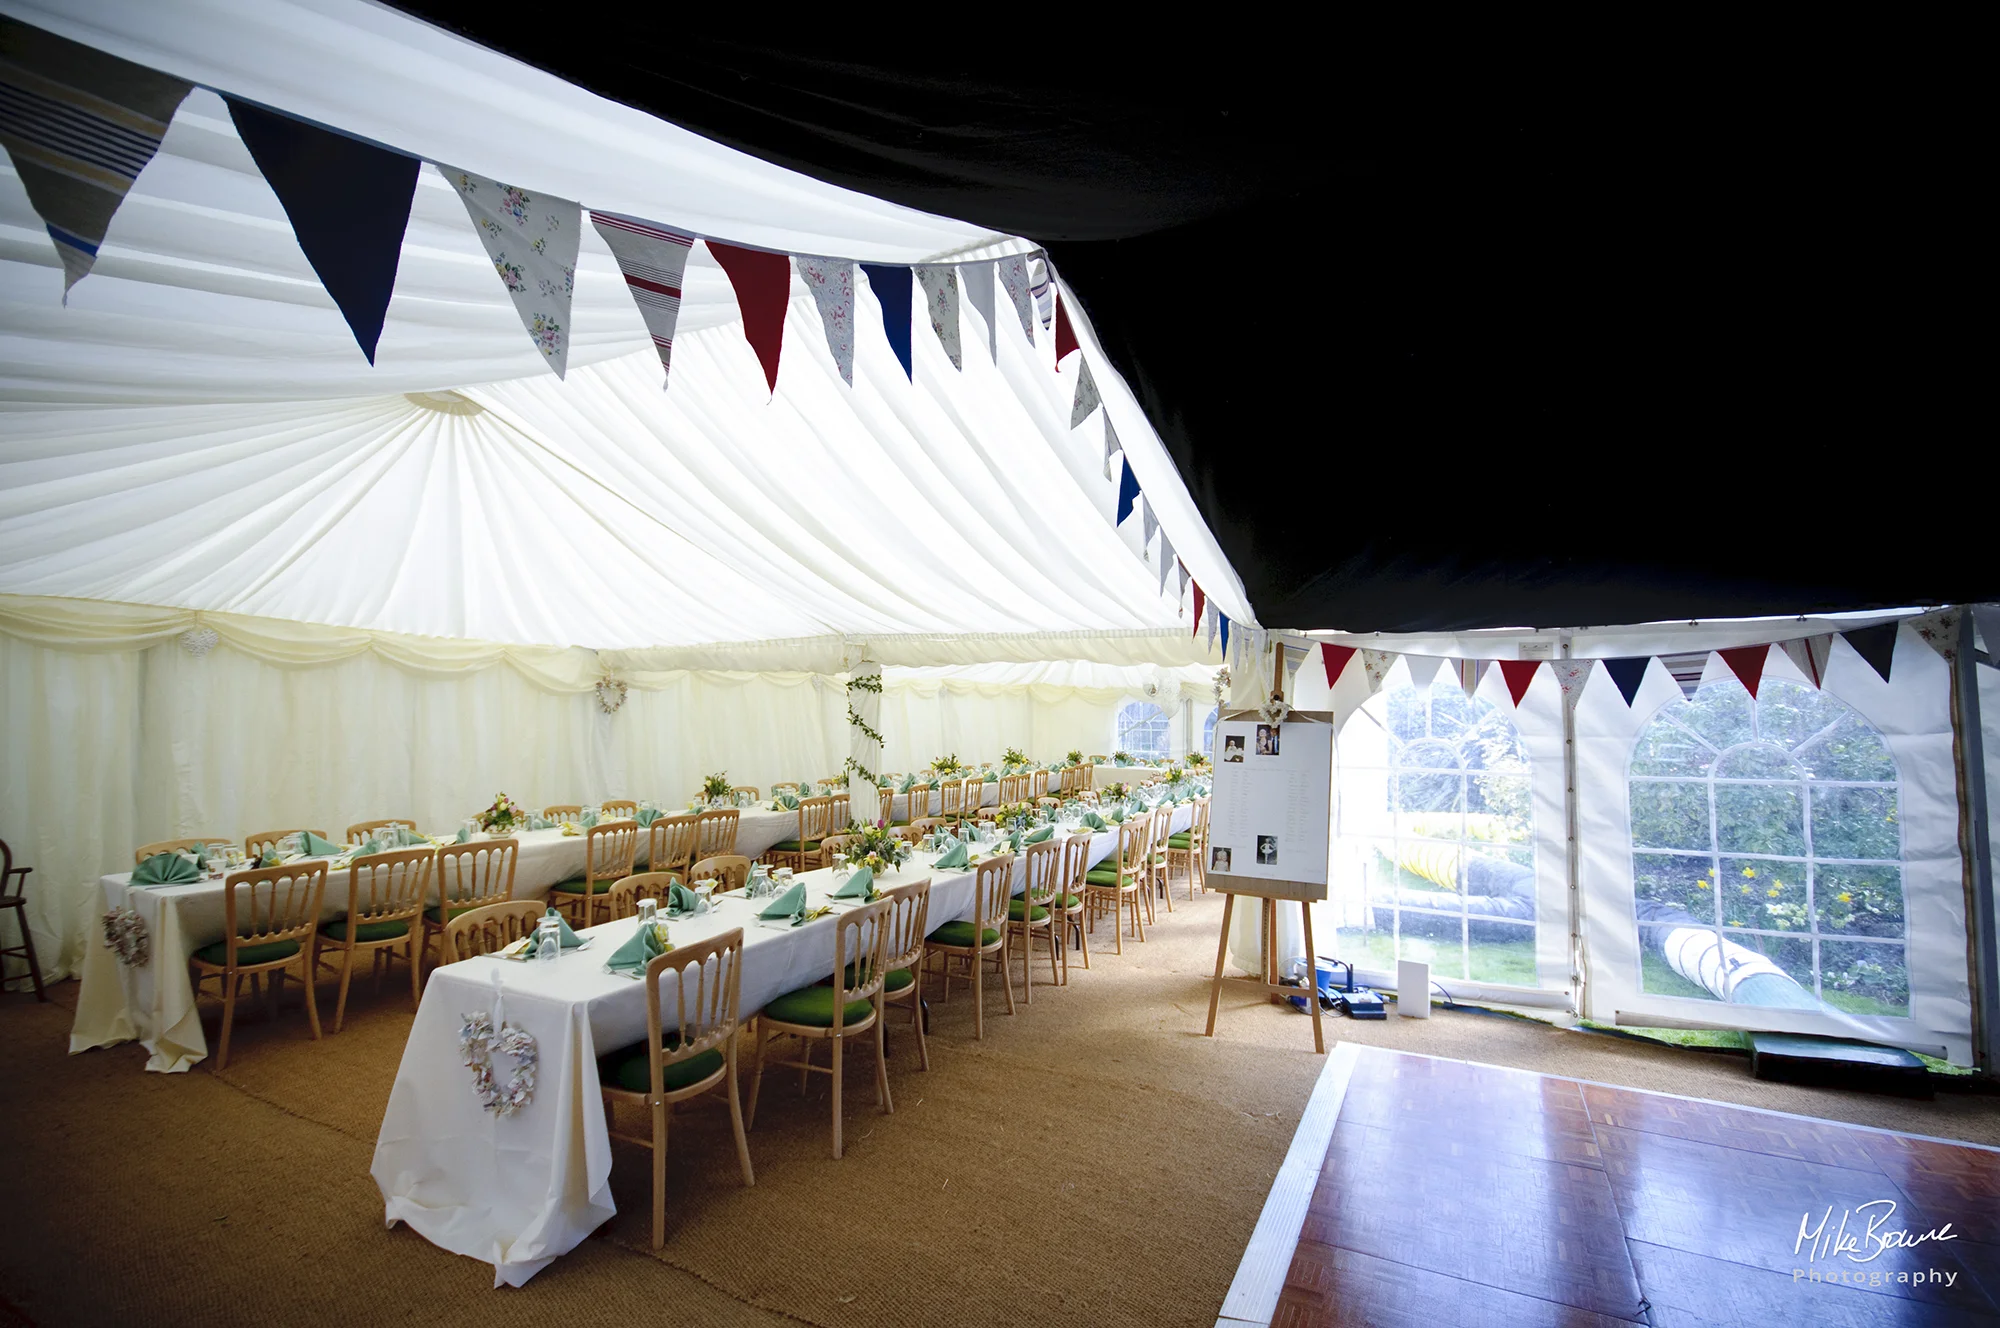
[[877, 879, 932, 1071], [542, 804, 584, 822], [346, 818, 414, 845], [134, 837, 227, 865], [766, 796, 836, 873], [924, 855, 1017, 1039], [1008, 838, 1063, 1004], [440, 899, 542, 963], [243, 828, 327, 860], [647, 815, 701, 877], [1166, 796, 1211, 900], [547, 820, 639, 928], [423, 838, 518, 971], [690, 854, 752, 894], [188, 860, 326, 1069], [600, 928, 755, 1246], [605, 871, 680, 921], [1053, 832, 1092, 978], [1084, 818, 1149, 953], [315, 846, 430, 1033], [602, 799, 639, 818], [695, 809, 740, 860], [748, 898, 894, 1160]]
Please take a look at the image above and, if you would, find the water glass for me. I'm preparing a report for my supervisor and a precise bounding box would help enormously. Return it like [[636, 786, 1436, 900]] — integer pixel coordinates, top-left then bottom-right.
[[636, 897, 658, 929], [832, 855, 851, 885], [536, 915, 561, 964]]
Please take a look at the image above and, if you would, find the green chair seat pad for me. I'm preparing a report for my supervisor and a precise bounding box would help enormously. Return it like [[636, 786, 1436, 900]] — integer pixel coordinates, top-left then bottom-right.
[[1085, 868, 1133, 887], [1167, 833, 1194, 848], [424, 902, 487, 924], [602, 1042, 726, 1095], [762, 984, 875, 1028], [319, 917, 411, 944], [550, 876, 616, 894], [193, 938, 300, 967], [1008, 900, 1051, 922], [769, 839, 823, 853], [841, 963, 916, 993], [928, 920, 1001, 949]]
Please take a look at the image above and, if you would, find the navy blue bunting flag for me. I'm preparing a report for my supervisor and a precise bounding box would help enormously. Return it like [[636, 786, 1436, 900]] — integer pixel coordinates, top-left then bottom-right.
[[1602, 657, 1652, 707], [226, 99, 418, 363], [1841, 623, 1897, 683], [1115, 456, 1140, 525], [860, 262, 913, 379]]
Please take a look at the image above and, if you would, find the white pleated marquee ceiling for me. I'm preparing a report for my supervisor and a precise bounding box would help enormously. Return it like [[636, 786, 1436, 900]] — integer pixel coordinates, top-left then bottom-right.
[[0, 0, 1250, 663]]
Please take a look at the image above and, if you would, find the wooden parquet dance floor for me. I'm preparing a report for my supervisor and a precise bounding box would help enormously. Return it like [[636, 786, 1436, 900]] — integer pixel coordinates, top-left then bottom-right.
[[1256, 1046, 2000, 1327]]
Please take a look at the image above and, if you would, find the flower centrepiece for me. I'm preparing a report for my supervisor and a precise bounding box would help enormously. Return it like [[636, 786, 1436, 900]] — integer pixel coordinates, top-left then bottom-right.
[[701, 772, 733, 803], [845, 820, 911, 877], [477, 792, 523, 833]]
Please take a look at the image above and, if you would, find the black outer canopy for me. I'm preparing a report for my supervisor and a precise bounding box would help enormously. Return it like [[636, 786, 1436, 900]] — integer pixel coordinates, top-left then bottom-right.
[[382, 19, 1988, 631]]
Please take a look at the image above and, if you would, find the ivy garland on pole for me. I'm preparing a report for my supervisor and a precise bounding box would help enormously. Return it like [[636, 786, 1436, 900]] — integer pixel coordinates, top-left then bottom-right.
[[844, 668, 883, 787]]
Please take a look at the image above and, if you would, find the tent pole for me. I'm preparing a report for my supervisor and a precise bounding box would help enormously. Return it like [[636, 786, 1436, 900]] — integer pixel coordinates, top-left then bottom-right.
[[1951, 610, 1998, 1073], [1562, 631, 1587, 1020]]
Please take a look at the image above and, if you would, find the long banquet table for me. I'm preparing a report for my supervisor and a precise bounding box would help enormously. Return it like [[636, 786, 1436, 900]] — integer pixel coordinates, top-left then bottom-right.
[[371, 803, 1193, 1287], [68, 809, 801, 1073]]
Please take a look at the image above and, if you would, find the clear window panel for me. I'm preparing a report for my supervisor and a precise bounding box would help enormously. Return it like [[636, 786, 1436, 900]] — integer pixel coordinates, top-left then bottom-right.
[[1818, 939, 1910, 1017], [1809, 785, 1901, 860], [1634, 852, 1717, 924], [1713, 782, 1806, 857], [1813, 864, 1905, 938], [1717, 856, 1809, 932], [1630, 781, 1712, 851], [1466, 920, 1537, 985], [1638, 923, 1722, 1001]]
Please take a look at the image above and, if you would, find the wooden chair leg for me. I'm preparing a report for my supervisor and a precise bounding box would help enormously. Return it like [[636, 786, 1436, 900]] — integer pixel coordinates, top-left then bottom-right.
[[910, 991, 930, 1071], [830, 1033, 845, 1159], [746, 1020, 768, 1128], [300, 951, 321, 1041], [332, 945, 356, 1034], [651, 1098, 669, 1249], [1019, 926, 1032, 1006], [873, 1007, 892, 1113], [726, 1035, 755, 1186], [999, 947, 1016, 1017], [216, 970, 239, 1071], [972, 948, 985, 1041], [407, 929, 422, 1011], [1134, 889, 1147, 943], [1046, 923, 1060, 988]]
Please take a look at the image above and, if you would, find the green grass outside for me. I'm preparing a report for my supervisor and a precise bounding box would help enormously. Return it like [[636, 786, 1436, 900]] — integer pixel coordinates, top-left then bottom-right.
[[1331, 928, 1537, 988]]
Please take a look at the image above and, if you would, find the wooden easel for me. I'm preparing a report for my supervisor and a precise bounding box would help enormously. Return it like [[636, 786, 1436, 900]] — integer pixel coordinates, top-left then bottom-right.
[[1201, 643, 1327, 1054]]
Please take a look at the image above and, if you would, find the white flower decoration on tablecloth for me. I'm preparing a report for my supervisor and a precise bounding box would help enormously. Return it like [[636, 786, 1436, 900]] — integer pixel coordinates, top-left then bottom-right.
[[459, 1010, 538, 1116], [102, 906, 150, 966]]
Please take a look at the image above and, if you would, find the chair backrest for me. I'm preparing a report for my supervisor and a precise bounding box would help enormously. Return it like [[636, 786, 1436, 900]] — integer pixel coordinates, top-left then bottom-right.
[[818, 833, 861, 867], [1114, 817, 1150, 882], [770, 782, 802, 798], [1193, 796, 1210, 844], [1059, 833, 1094, 897], [1077, 765, 1096, 790], [134, 837, 228, 866], [442, 899, 543, 962], [1150, 806, 1172, 862], [332, 847, 433, 937], [1030, 769, 1051, 799], [648, 814, 701, 874], [695, 809, 739, 858], [242, 828, 327, 859], [971, 855, 1015, 932], [831, 898, 893, 1028], [435, 838, 519, 908], [634, 926, 746, 1095], [1076, 789, 1100, 806], [938, 778, 965, 818], [828, 791, 849, 829], [346, 818, 414, 845], [543, 804, 583, 821], [906, 817, 946, 842], [960, 776, 986, 817], [999, 774, 1028, 804], [1021, 838, 1063, 908], [601, 799, 638, 817], [797, 796, 838, 845], [690, 854, 751, 892], [605, 871, 680, 921], [1, 838, 29, 901], [586, 820, 640, 883], [219, 861, 327, 963], [879, 878, 932, 975]]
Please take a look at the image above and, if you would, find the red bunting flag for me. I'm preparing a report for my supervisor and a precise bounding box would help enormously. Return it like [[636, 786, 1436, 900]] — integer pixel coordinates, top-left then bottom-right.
[[1322, 642, 1357, 688], [1054, 290, 1078, 363], [707, 241, 790, 394], [1191, 582, 1205, 638], [1718, 644, 1770, 699], [1498, 660, 1542, 706]]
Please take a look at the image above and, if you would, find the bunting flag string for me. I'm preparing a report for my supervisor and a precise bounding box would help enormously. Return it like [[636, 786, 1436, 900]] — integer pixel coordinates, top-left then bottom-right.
[[915, 265, 960, 370], [591, 211, 695, 387], [227, 98, 419, 365], [1070, 358, 1102, 427], [1780, 634, 1834, 688], [797, 256, 855, 385], [0, 17, 192, 297], [1192, 582, 1206, 639], [1602, 657, 1651, 707], [998, 253, 1036, 344], [1053, 289, 1079, 363], [1322, 642, 1357, 688], [444, 167, 580, 378], [859, 263, 914, 380], [707, 241, 789, 395], [1498, 659, 1542, 707], [1718, 644, 1770, 699], [963, 258, 997, 361]]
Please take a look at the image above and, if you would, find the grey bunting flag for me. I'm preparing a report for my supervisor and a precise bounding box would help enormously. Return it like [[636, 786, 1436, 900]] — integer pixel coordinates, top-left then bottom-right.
[[962, 260, 997, 361], [1070, 357, 1101, 427], [1103, 416, 1122, 479]]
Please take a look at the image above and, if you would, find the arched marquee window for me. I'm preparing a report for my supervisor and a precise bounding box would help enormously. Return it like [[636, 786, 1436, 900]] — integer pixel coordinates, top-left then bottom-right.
[[1335, 679, 1536, 985], [1114, 701, 1171, 762], [1628, 678, 1906, 1016], [1202, 705, 1219, 757]]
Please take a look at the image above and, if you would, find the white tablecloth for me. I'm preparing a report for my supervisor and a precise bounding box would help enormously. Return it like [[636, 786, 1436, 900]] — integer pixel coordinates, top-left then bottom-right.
[[70, 813, 791, 1074], [371, 804, 1192, 1286]]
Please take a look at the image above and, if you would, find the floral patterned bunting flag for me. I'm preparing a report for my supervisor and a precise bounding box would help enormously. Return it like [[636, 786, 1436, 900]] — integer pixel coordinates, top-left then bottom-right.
[[797, 256, 855, 384], [999, 254, 1037, 343], [1071, 357, 1101, 427], [444, 166, 579, 377], [915, 265, 961, 369], [1550, 658, 1597, 713], [590, 210, 695, 386], [1905, 608, 1961, 665], [1361, 649, 1396, 694], [0, 18, 191, 297], [962, 259, 997, 361], [1102, 416, 1122, 480]]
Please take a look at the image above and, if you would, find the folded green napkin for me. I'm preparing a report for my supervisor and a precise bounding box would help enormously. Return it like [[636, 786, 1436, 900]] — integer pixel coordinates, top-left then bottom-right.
[[983, 771, 998, 783], [605, 918, 668, 977], [898, 774, 918, 792], [1024, 824, 1055, 844], [1115, 756, 1132, 766], [258, 851, 285, 869], [635, 807, 660, 827], [832, 866, 873, 899], [664, 882, 704, 917], [579, 810, 598, 828], [392, 825, 427, 847], [1107, 808, 1127, 823], [1081, 812, 1108, 831], [132, 851, 201, 885], [775, 791, 800, 810], [759, 882, 806, 920], [529, 815, 553, 830], [927, 777, 942, 790], [301, 830, 345, 857], [454, 827, 471, 844], [521, 908, 583, 957], [933, 839, 970, 869]]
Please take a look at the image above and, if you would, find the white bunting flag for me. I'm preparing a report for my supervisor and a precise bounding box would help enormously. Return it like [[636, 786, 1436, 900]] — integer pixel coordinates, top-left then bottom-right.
[[447, 167, 581, 377], [1071, 357, 1102, 427], [1403, 654, 1445, 694], [591, 211, 695, 387], [1175, 557, 1190, 606], [962, 260, 997, 361], [1158, 533, 1175, 595], [797, 256, 856, 384], [1140, 495, 1158, 550], [1103, 416, 1122, 480], [1205, 601, 1218, 653], [997, 253, 1036, 344], [915, 265, 961, 370]]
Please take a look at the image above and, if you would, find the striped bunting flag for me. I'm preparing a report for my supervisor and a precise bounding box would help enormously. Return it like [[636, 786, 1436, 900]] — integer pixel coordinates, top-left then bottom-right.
[[1658, 651, 1710, 699], [590, 210, 695, 386], [0, 17, 191, 296]]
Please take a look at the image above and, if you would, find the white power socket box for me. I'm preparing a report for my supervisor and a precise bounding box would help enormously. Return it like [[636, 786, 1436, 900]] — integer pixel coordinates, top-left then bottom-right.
[[1398, 959, 1432, 1017]]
